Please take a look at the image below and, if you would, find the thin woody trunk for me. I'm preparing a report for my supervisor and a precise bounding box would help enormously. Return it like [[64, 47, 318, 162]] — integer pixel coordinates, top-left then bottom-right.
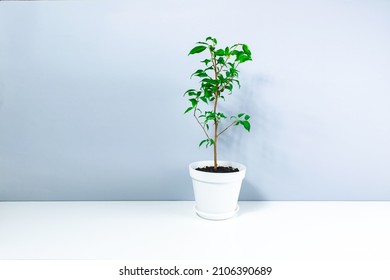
[[214, 122, 218, 170], [212, 50, 219, 171], [213, 90, 219, 171]]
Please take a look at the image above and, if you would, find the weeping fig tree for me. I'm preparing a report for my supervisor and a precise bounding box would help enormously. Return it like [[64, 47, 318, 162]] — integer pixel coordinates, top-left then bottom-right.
[[184, 36, 252, 171]]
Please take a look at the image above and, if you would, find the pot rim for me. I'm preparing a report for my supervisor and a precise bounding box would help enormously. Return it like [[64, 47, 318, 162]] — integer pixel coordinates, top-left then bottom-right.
[[189, 160, 246, 183], [189, 160, 246, 172]]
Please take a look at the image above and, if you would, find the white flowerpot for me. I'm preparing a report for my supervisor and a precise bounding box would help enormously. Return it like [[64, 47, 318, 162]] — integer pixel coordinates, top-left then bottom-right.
[[189, 160, 246, 220]]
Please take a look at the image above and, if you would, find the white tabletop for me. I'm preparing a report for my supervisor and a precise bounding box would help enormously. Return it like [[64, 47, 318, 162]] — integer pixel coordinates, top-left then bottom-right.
[[0, 201, 389, 260]]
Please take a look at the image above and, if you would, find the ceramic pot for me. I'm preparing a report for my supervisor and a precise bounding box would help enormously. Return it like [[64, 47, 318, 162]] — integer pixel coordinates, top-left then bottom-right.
[[189, 160, 246, 220]]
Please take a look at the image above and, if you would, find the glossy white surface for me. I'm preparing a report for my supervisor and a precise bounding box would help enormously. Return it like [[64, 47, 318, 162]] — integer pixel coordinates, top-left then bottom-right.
[[0, 201, 389, 260]]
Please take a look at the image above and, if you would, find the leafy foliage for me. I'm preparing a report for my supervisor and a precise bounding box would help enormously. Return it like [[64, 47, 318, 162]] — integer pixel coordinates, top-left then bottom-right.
[[184, 37, 252, 169]]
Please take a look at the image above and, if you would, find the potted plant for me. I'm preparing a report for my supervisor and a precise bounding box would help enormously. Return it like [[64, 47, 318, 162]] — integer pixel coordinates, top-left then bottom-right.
[[184, 36, 252, 220]]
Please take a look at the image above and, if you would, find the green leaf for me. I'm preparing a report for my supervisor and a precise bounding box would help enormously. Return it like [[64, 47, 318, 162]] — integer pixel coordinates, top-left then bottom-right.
[[183, 89, 196, 96], [199, 138, 215, 148], [189, 98, 198, 107], [201, 59, 211, 65], [225, 83, 233, 92], [200, 96, 208, 104], [188, 45, 207, 55], [184, 107, 193, 114], [215, 49, 225, 56], [218, 113, 227, 119], [242, 120, 251, 132], [238, 113, 245, 118], [205, 111, 215, 121], [204, 90, 213, 98], [191, 69, 208, 78], [237, 53, 252, 63], [230, 67, 238, 77], [244, 114, 250, 120], [202, 78, 218, 85], [199, 139, 208, 147], [205, 37, 217, 45], [217, 57, 225, 64], [243, 44, 251, 55]]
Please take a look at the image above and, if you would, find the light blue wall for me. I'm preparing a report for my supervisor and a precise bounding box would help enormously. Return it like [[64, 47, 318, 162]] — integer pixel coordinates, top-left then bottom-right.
[[1, 0, 389, 200]]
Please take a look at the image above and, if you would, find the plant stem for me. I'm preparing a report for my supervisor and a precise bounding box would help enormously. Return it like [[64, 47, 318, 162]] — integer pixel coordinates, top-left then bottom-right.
[[213, 96, 218, 171], [217, 119, 238, 137], [193, 104, 210, 140], [216, 44, 240, 75], [211, 46, 219, 171]]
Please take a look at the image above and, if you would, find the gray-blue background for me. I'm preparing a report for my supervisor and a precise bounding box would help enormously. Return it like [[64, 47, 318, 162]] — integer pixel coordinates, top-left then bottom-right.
[[1, 0, 389, 200]]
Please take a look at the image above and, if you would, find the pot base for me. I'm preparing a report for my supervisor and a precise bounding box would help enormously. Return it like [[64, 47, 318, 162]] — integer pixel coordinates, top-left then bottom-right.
[[194, 205, 239, 220]]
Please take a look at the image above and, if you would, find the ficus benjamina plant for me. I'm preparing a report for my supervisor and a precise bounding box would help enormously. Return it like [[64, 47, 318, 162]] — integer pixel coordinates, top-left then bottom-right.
[[184, 36, 252, 171]]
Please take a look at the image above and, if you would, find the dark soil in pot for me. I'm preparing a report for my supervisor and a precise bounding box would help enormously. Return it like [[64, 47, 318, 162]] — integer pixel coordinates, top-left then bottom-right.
[[196, 166, 239, 173]]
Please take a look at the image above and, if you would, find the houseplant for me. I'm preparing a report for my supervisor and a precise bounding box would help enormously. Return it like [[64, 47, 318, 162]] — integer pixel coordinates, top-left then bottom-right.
[[184, 36, 252, 220]]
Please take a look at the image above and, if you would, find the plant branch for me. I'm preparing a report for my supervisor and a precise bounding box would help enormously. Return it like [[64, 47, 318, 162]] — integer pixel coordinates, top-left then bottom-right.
[[216, 44, 241, 75], [219, 76, 235, 93], [217, 119, 238, 137], [218, 60, 240, 94], [193, 104, 210, 140]]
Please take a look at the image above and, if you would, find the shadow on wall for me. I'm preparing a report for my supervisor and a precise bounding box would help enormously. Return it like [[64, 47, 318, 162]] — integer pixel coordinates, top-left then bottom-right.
[[219, 74, 269, 160], [218, 73, 284, 200], [0, 82, 4, 109], [240, 180, 266, 201]]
